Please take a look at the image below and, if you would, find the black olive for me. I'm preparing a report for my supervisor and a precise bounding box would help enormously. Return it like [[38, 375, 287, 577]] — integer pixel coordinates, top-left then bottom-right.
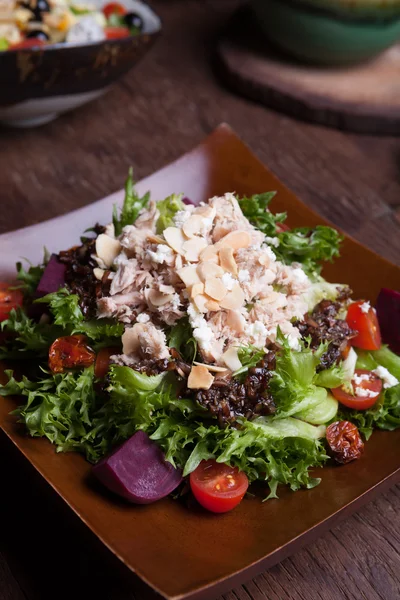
[[26, 29, 49, 41], [36, 0, 50, 12], [123, 12, 144, 31]]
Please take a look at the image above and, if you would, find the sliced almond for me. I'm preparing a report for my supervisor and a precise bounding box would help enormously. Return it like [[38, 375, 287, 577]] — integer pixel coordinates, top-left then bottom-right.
[[205, 277, 227, 302], [219, 247, 238, 276], [159, 284, 175, 295], [182, 237, 208, 262], [147, 289, 173, 307], [93, 267, 105, 281], [182, 215, 204, 238], [197, 261, 224, 281], [199, 245, 219, 263], [187, 365, 214, 390], [193, 205, 216, 220], [175, 254, 183, 270], [222, 347, 242, 372], [193, 294, 208, 313], [177, 265, 201, 287], [226, 309, 246, 334], [163, 227, 186, 254], [147, 233, 167, 245], [95, 234, 121, 268], [190, 282, 205, 299], [205, 299, 220, 312], [214, 230, 251, 251], [220, 284, 245, 310], [193, 361, 229, 373], [122, 324, 143, 355]]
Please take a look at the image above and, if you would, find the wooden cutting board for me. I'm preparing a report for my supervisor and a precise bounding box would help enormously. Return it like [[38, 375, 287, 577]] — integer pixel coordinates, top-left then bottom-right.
[[216, 7, 400, 135]]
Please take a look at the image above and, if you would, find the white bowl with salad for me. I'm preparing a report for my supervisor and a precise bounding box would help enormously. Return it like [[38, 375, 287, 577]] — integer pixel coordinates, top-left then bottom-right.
[[0, 0, 160, 127], [1, 170, 399, 513]]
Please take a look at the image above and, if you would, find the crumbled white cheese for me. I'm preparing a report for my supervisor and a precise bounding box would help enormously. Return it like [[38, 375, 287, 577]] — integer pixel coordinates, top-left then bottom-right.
[[222, 272, 236, 291], [171, 293, 181, 310], [286, 334, 301, 351], [238, 269, 250, 283], [264, 236, 280, 248], [353, 373, 371, 385], [136, 313, 150, 323], [292, 268, 309, 284], [187, 303, 214, 351], [262, 245, 276, 261], [372, 366, 399, 389], [245, 320, 268, 339], [200, 217, 213, 235], [354, 386, 379, 398], [173, 210, 192, 229], [146, 244, 173, 264], [360, 301, 371, 314]]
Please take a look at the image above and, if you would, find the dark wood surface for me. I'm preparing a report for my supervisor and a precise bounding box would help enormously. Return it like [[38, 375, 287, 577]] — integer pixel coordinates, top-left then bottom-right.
[[0, 1, 399, 599], [216, 7, 400, 135]]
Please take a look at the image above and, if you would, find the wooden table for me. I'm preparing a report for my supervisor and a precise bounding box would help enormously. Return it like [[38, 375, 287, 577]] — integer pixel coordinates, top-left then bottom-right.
[[1, 1, 399, 599]]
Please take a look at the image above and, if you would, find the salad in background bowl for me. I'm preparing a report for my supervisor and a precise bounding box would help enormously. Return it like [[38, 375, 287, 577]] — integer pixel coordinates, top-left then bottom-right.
[[1, 172, 399, 514], [0, 0, 160, 127], [0, 0, 149, 50]]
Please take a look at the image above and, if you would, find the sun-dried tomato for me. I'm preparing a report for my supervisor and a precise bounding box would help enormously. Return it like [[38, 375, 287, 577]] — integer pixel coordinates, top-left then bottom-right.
[[326, 421, 364, 465], [49, 335, 95, 374]]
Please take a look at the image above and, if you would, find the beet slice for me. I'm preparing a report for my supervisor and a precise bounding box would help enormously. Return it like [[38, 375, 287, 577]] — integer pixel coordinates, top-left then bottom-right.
[[376, 288, 400, 353], [92, 431, 183, 504], [36, 254, 66, 297]]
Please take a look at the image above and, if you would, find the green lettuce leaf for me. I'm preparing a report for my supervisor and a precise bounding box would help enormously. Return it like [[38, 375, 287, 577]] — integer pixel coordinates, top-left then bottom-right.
[[0, 308, 62, 359], [275, 226, 342, 277], [238, 192, 285, 237], [156, 194, 184, 233], [238, 193, 342, 276], [36, 288, 83, 328], [112, 168, 150, 236], [0, 363, 328, 497], [167, 317, 197, 362]]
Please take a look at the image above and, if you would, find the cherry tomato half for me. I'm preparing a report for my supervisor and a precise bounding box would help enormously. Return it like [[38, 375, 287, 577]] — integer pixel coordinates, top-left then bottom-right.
[[10, 39, 46, 50], [0, 283, 23, 322], [94, 346, 119, 379], [102, 2, 127, 18], [49, 335, 95, 374], [189, 459, 249, 513], [331, 368, 382, 410], [346, 301, 381, 351], [104, 26, 130, 39]]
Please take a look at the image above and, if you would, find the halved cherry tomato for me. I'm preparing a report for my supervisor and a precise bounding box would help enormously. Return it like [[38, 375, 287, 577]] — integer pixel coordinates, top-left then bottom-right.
[[10, 39, 45, 50], [346, 300, 381, 351], [331, 369, 382, 410], [49, 335, 95, 374], [94, 346, 119, 379], [104, 26, 130, 39], [0, 283, 23, 322], [102, 2, 127, 18], [189, 459, 249, 513]]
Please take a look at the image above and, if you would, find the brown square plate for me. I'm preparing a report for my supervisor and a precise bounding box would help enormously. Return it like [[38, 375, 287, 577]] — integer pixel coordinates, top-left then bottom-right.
[[0, 125, 399, 600]]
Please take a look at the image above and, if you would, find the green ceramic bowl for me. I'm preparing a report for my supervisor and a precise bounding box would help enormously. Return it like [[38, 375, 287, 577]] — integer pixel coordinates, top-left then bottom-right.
[[251, 0, 400, 65]]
